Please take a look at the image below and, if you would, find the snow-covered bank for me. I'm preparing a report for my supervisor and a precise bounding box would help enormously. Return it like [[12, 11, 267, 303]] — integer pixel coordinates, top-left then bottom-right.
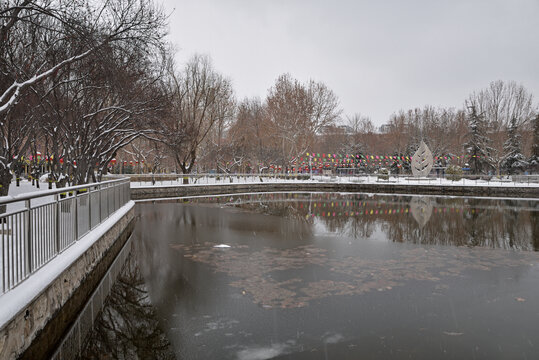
[[130, 179, 539, 202], [130, 175, 539, 189]]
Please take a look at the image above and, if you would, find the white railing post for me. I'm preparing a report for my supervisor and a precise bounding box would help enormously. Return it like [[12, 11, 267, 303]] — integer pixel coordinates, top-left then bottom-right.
[[88, 187, 92, 230], [74, 192, 79, 241], [99, 183, 102, 223], [25, 199, 32, 275], [2, 216, 5, 292], [55, 194, 60, 253]]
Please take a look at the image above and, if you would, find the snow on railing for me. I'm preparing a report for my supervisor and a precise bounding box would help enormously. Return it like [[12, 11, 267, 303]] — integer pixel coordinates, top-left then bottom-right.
[[0, 178, 130, 294]]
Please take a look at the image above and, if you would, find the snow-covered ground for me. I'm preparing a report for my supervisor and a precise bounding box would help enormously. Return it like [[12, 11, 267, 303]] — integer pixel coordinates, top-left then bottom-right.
[[5, 179, 59, 195], [2, 180, 57, 212], [130, 175, 539, 188]]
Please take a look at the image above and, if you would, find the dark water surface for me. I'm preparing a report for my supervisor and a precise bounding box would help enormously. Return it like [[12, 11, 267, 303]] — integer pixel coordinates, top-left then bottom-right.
[[91, 193, 539, 359]]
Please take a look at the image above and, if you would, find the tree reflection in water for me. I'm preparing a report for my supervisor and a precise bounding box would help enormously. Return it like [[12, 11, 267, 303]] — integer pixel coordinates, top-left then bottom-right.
[[80, 252, 175, 360], [533, 210, 539, 251], [164, 193, 538, 310], [185, 193, 538, 251]]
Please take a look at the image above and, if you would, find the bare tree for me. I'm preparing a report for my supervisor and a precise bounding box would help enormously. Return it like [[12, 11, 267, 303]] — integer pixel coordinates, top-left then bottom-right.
[[345, 113, 374, 154], [162, 55, 235, 179], [380, 106, 467, 161], [266, 74, 341, 166], [224, 97, 273, 172], [467, 80, 535, 128]]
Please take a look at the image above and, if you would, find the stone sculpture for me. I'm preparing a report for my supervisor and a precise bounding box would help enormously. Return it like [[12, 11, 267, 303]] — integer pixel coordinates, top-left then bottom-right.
[[411, 140, 433, 177]]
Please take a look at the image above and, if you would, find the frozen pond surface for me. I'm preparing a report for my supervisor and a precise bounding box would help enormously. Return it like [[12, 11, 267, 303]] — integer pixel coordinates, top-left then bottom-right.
[[88, 192, 539, 359]]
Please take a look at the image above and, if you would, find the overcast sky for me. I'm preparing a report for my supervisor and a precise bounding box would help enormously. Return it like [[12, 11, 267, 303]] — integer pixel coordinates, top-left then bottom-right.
[[160, 0, 539, 127]]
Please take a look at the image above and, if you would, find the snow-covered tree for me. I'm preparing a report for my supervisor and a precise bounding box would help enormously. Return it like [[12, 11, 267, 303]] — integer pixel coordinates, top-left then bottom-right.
[[59, 45, 168, 185], [0, 0, 167, 194], [464, 105, 494, 174], [1, 0, 166, 115], [500, 118, 528, 174], [466, 80, 535, 172]]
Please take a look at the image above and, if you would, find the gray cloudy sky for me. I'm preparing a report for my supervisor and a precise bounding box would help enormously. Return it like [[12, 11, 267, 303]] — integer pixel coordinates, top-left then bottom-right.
[[160, 0, 539, 127]]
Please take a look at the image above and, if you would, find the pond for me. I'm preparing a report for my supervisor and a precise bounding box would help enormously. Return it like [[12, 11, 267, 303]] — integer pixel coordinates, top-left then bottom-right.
[[84, 192, 539, 359]]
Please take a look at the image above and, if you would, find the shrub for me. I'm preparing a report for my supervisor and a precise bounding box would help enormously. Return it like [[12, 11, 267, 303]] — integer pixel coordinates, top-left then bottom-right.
[[446, 165, 463, 181], [377, 168, 389, 180]]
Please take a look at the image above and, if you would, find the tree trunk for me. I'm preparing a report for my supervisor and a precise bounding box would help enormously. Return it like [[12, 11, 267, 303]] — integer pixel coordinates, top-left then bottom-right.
[[90, 169, 97, 183], [180, 163, 190, 184], [0, 169, 12, 215], [57, 177, 68, 188]]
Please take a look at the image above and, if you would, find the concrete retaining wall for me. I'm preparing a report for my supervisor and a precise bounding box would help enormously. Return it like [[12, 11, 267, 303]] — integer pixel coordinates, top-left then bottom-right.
[[132, 182, 539, 200], [0, 204, 135, 360], [50, 232, 135, 360]]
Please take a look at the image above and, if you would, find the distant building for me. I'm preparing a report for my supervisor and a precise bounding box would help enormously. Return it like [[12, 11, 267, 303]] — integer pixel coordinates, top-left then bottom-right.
[[379, 124, 392, 134]]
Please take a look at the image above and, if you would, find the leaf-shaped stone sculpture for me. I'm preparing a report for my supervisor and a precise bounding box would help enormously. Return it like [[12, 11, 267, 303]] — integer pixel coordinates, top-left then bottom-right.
[[411, 140, 433, 177]]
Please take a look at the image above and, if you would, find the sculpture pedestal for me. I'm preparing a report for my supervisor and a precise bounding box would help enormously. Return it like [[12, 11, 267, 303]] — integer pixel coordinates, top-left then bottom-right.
[[405, 177, 432, 181], [376, 179, 397, 183]]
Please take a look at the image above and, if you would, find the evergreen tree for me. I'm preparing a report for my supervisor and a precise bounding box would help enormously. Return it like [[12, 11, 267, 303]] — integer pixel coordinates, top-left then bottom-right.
[[464, 106, 494, 174], [501, 118, 528, 174], [528, 114, 539, 173]]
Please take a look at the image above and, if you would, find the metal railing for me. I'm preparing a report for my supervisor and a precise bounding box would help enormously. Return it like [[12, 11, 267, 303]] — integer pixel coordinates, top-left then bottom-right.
[[0, 178, 130, 294]]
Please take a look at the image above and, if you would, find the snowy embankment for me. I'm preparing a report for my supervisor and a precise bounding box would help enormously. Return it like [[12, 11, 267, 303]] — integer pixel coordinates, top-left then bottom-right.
[[130, 175, 539, 189]]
